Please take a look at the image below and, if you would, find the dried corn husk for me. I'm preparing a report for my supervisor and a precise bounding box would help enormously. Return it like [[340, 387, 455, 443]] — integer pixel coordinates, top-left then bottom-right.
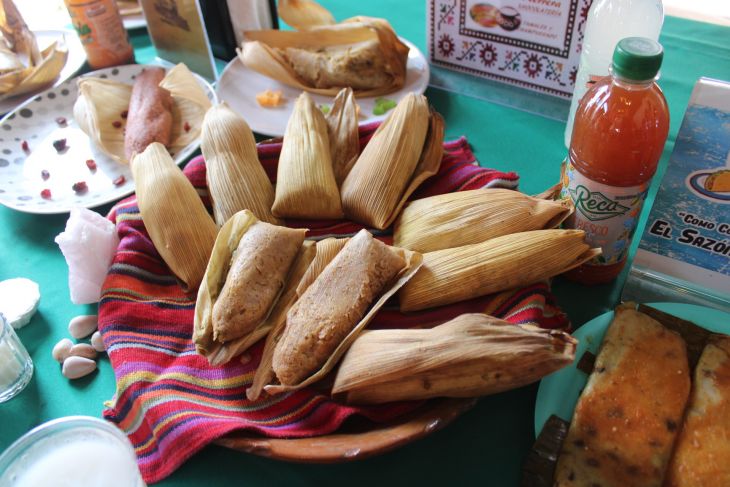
[[131, 143, 217, 293], [0, 0, 40, 66], [341, 93, 444, 229], [326, 87, 359, 186], [272, 92, 343, 219], [393, 188, 573, 252], [202, 103, 279, 226], [194, 209, 313, 363], [278, 0, 335, 30], [74, 63, 211, 164], [332, 313, 577, 404], [238, 17, 408, 97], [265, 232, 423, 395], [295, 237, 349, 296], [399, 229, 601, 312], [0, 40, 67, 98]]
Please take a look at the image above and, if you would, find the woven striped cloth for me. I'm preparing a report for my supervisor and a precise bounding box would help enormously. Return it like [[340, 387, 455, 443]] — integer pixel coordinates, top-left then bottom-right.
[[99, 122, 569, 483]]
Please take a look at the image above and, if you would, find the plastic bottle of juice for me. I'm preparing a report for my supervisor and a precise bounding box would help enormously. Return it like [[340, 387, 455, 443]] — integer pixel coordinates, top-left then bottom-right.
[[564, 0, 664, 148], [560, 37, 669, 285]]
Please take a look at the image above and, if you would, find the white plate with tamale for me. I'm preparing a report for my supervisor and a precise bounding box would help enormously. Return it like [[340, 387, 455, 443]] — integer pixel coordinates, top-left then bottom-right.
[[215, 38, 430, 137]]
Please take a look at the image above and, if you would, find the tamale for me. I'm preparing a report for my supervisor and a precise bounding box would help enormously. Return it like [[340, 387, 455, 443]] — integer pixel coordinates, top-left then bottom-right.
[[393, 188, 573, 252], [399, 229, 601, 312], [194, 210, 307, 358], [267, 230, 422, 393], [326, 87, 359, 186], [340, 93, 444, 229], [202, 103, 279, 225], [238, 17, 408, 97], [124, 67, 173, 161], [131, 143, 217, 293], [271, 92, 343, 219], [295, 237, 349, 296], [332, 314, 577, 404]]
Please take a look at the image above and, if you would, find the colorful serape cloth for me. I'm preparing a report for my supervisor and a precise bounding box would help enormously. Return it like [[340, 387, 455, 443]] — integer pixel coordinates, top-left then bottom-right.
[[99, 123, 567, 483]]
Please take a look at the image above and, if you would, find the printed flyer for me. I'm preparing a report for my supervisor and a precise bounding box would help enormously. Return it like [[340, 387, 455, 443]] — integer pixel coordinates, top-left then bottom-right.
[[631, 77, 730, 301]]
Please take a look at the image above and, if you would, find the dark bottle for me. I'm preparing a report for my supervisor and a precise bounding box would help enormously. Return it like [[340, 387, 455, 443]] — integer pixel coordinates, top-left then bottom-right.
[[199, 0, 279, 61]]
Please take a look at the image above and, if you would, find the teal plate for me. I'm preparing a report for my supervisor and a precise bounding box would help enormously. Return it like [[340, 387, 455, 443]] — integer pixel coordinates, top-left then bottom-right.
[[534, 302, 730, 436]]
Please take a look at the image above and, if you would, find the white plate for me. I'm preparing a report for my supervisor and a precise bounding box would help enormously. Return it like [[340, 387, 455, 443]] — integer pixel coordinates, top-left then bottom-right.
[[0, 64, 216, 215], [0, 30, 86, 115], [215, 38, 430, 137]]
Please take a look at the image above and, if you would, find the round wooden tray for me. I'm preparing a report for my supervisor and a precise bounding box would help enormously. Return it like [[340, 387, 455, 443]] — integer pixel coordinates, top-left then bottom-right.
[[216, 398, 476, 462]]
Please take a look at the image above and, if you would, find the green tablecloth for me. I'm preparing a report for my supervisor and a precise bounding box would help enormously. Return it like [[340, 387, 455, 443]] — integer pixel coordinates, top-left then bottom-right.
[[1, 2, 729, 485]]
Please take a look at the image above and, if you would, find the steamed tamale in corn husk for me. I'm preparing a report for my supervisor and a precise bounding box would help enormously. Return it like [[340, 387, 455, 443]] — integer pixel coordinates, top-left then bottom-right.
[[238, 17, 408, 96], [277, 0, 335, 30], [0, 0, 67, 99], [295, 237, 349, 296], [131, 143, 217, 293], [266, 230, 422, 394], [399, 229, 601, 312], [326, 87, 359, 186], [194, 210, 308, 361], [393, 188, 573, 253], [202, 103, 279, 226], [332, 313, 577, 404], [74, 63, 211, 164], [272, 92, 343, 219], [340, 93, 444, 229]]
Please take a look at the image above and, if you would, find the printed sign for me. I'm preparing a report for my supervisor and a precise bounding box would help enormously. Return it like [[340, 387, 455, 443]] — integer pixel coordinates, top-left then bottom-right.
[[427, 0, 591, 98]]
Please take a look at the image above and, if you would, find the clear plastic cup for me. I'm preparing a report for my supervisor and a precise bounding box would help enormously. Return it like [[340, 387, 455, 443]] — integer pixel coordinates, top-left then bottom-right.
[[0, 416, 146, 487], [0, 313, 33, 403]]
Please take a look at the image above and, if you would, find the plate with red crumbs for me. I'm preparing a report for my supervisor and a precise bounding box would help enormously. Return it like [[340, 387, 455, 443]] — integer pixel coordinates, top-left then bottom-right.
[[216, 38, 429, 137], [0, 64, 216, 214]]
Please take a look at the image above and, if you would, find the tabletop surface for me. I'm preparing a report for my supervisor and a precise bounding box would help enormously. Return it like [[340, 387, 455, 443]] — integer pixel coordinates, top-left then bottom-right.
[[1, 2, 729, 486]]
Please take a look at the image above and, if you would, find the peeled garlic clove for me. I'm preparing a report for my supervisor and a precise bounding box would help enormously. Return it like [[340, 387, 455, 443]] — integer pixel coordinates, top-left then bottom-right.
[[68, 314, 97, 339], [52, 338, 74, 363], [91, 331, 105, 352], [68, 343, 97, 360], [62, 356, 97, 379]]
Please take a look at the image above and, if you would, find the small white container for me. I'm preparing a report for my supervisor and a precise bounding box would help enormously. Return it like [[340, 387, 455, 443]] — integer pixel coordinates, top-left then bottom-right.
[[0, 416, 145, 487], [0, 313, 33, 403]]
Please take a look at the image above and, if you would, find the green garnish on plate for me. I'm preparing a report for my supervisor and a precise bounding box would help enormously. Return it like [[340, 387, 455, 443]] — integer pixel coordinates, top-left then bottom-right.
[[373, 97, 397, 116], [319, 104, 331, 114]]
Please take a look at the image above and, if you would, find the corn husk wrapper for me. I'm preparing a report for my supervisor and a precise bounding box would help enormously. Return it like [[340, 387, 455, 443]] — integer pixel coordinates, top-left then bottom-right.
[[393, 188, 573, 253], [0, 0, 40, 66], [74, 63, 211, 164], [332, 313, 577, 404], [326, 87, 359, 186], [238, 17, 409, 97], [0, 40, 67, 98], [399, 229, 601, 312], [341, 93, 444, 229], [278, 0, 335, 30], [272, 92, 343, 219], [202, 103, 279, 226], [295, 237, 349, 297], [264, 241, 423, 395], [131, 143, 217, 293], [194, 209, 315, 363]]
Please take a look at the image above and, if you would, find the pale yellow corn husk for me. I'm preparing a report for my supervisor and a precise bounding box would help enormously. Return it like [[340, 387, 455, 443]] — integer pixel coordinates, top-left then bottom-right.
[[393, 188, 573, 253], [0, 40, 67, 98], [74, 63, 211, 164], [332, 313, 577, 404], [238, 17, 408, 97], [399, 229, 601, 312], [264, 235, 423, 395], [340, 93, 444, 229], [278, 0, 335, 30], [272, 92, 343, 219], [295, 237, 349, 296], [0, 0, 40, 66], [202, 103, 279, 226], [326, 87, 359, 186], [131, 143, 217, 293]]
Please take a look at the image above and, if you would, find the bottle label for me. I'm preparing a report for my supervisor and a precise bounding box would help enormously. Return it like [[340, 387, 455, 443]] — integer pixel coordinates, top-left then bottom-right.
[[560, 160, 649, 266]]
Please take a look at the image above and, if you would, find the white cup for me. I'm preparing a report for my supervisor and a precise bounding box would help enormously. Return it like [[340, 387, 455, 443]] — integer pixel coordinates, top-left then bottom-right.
[[0, 416, 146, 487], [0, 312, 33, 403]]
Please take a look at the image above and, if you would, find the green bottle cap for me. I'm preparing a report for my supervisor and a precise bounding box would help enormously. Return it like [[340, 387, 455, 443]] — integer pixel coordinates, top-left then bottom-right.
[[612, 37, 664, 81]]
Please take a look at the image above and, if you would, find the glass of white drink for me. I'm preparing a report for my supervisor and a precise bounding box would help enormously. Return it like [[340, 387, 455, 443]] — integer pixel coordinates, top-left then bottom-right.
[[0, 313, 33, 403], [0, 416, 146, 487]]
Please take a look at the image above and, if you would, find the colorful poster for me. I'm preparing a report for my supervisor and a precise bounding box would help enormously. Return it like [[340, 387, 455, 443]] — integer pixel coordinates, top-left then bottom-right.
[[427, 0, 590, 98]]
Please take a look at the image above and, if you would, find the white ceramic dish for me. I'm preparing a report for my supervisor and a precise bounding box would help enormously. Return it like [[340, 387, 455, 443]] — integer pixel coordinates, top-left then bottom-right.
[[0, 29, 86, 115], [0, 64, 216, 214], [215, 38, 430, 137]]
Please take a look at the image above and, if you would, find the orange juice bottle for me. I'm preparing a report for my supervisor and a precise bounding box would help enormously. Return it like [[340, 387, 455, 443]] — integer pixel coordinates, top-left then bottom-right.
[[560, 37, 669, 285], [65, 0, 135, 69]]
